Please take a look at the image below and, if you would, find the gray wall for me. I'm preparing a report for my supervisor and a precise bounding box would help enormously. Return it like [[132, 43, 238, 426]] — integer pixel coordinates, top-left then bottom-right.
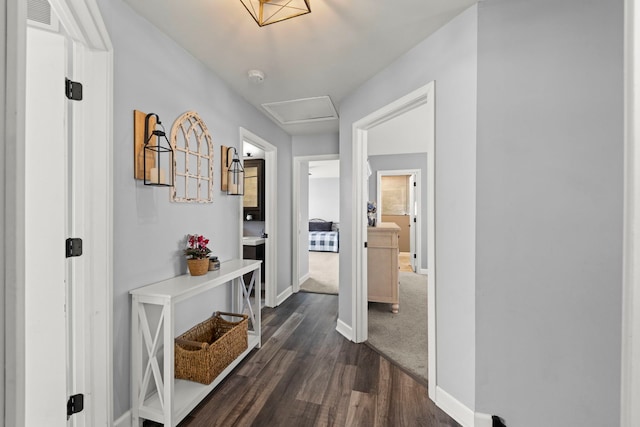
[[292, 133, 339, 156], [96, 0, 292, 419], [368, 154, 428, 268], [475, 1, 623, 426], [338, 5, 478, 408], [0, 1, 6, 422], [309, 178, 340, 222]]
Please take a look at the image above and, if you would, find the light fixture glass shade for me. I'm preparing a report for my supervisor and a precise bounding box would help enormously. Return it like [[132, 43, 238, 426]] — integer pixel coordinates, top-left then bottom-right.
[[240, 0, 310, 27], [227, 148, 245, 196], [143, 113, 174, 187]]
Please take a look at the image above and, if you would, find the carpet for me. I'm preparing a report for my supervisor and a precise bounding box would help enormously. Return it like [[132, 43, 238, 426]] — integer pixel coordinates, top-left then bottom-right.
[[300, 251, 339, 295], [367, 271, 428, 384]]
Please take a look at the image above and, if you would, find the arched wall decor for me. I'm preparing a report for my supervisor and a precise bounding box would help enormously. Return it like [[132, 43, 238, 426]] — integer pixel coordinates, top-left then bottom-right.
[[170, 111, 215, 203]]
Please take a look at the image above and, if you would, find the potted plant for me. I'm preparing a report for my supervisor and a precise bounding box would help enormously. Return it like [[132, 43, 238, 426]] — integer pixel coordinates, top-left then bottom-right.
[[184, 234, 212, 276]]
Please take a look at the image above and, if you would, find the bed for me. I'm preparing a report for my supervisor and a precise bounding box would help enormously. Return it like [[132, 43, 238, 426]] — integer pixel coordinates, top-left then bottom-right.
[[308, 219, 339, 253]]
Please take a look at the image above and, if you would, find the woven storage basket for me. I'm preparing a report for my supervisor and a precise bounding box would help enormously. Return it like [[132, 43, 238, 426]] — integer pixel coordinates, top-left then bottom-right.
[[175, 311, 249, 384]]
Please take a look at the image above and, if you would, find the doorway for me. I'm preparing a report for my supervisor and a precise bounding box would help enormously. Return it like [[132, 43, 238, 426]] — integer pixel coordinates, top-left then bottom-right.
[[376, 170, 422, 273], [238, 128, 278, 308], [292, 154, 340, 294], [351, 82, 436, 398]]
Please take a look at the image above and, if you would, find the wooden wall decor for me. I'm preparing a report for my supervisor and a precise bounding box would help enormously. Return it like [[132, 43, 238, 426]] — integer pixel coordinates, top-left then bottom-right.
[[221, 145, 229, 192], [170, 111, 214, 203], [133, 110, 156, 180]]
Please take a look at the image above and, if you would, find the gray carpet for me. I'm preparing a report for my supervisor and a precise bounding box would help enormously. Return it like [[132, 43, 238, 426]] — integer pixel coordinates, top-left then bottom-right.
[[300, 251, 339, 295], [367, 271, 428, 384]]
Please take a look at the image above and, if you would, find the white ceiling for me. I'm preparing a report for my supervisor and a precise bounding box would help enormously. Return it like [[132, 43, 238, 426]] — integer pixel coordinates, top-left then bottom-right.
[[122, 0, 476, 135]]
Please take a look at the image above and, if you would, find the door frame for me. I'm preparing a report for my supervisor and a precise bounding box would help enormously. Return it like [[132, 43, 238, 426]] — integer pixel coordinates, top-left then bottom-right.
[[352, 81, 436, 398], [239, 127, 278, 308], [376, 169, 422, 274], [4, 0, 113, 425], [292, 154, 340, 293], [622, 0, 640, 426]]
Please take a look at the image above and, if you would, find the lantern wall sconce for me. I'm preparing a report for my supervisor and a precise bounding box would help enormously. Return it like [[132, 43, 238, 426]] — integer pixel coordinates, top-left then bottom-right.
[[226, 147, 244, 196], [240, 0, 310, 27], [133, 110, 174, 187]]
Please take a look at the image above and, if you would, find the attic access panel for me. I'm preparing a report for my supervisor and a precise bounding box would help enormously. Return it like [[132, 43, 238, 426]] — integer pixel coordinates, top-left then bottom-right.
[[262, 96, 338, 125]]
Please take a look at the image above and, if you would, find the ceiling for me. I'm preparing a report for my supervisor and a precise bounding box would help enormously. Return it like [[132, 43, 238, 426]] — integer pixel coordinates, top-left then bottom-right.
[[122, 0, 476, 135]]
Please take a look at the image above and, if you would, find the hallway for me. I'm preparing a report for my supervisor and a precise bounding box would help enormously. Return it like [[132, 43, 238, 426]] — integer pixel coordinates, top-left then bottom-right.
[[159, 292, 459, 426]]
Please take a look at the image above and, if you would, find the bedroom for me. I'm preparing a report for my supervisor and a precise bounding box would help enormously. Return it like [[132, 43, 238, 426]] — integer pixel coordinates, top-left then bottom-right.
[[298, 159, 340, 295]]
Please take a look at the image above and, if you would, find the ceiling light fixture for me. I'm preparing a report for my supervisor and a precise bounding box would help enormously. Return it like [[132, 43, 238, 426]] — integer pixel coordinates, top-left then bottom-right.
[[240, 0, 310, 27], [248, 69, 265, 84]]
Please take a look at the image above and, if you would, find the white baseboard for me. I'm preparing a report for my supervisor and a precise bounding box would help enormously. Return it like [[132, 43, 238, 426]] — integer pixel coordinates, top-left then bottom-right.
[[435, 386, 474, 427], [298, 272, 310, 285], [336, 318, 353, 341], [114, 410, 131, 427], [419, 268, 429, 276], [474, 412, 493, 427], [276, 286, 293, 306]]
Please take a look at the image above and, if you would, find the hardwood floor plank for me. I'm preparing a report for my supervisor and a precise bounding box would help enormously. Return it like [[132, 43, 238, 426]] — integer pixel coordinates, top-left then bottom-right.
[[345, 391, 376, 427], [313, 363, 357, 427], [353, 344, 380, 394], [236, 312, 304, 378], [374, 356, 393, 427], [295, 330, 342, 404], [212, 349, 298, 426]]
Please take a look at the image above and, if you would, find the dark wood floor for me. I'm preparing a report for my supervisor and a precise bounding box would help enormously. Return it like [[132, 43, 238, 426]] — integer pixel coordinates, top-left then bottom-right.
[[151, 292, 460, 427]]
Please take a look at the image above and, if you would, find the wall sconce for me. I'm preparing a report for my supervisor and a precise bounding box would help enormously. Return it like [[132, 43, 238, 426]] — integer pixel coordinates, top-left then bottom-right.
[[143, 113, 174, 187], [134, 110, 174, 186], [226, 147, 244, 196]]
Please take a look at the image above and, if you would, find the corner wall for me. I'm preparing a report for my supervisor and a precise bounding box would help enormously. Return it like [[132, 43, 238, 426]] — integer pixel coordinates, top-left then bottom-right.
[[96, 0, 292, 420], [338, 5, 478, 409], [475, 1, 624, 425]]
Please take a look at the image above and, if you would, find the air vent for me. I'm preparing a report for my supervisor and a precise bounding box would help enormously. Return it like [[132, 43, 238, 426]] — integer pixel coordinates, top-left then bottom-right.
[[262, 96, 338, 125], [27, 0, 59, 31]]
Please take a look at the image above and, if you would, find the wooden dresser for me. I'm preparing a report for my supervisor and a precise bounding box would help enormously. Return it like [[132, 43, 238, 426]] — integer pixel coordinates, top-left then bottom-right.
[[367, 222, 400, 313]]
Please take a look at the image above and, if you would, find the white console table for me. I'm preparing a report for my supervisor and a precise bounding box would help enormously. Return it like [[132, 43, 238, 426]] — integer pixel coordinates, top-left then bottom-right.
[[130, 259, 261, 427]]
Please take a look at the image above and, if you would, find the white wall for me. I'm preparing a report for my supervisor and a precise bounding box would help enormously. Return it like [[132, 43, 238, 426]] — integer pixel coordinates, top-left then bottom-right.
[[475, 1, 623, 426], [292, 133, 339, 156], [96, 0, 292, 420], [367, 154, 428, 268], [298, 162, 309, 281], [367, 103, 431, 156], [309, 178, 340, 222], [339, 5, 478, 408]]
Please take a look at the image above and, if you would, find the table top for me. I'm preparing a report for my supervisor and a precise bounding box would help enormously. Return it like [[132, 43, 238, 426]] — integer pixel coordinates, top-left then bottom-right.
[[130, 259, 261, 301]]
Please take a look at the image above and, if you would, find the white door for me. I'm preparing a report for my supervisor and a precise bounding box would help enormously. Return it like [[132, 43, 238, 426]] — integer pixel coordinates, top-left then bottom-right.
[[25, 26, 68, 426]]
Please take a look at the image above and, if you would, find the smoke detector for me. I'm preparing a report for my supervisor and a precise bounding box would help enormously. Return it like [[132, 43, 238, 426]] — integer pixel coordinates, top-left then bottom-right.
[[248, 69, 265, 84]]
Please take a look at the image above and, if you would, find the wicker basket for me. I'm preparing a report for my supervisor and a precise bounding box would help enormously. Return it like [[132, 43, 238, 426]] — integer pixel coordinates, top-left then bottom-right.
[[187, 258, 209, 276], [174, 311, 249, 384]]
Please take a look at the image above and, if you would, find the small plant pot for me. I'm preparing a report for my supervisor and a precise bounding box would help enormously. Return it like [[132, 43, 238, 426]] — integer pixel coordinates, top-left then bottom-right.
[[187, 258, 209, 276]]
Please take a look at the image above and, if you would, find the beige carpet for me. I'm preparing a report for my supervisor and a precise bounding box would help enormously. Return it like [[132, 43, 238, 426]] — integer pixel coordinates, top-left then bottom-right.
[[300, 251, 339, 295], [367, 271, 428, 384]]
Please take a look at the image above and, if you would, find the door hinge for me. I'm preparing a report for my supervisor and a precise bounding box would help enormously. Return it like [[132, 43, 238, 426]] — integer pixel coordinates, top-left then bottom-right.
[[414, 253, 417, 259], [67, 394, 84, 419], [66, 238, 83, 258], [364, 242, 368, 248], [65, 78, 83, 101], [414, 217, 417, 223], [414, 181, 417, 187]]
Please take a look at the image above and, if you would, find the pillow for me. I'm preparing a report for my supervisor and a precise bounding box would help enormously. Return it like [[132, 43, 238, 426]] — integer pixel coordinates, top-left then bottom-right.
[[309, 221, 333, 232]]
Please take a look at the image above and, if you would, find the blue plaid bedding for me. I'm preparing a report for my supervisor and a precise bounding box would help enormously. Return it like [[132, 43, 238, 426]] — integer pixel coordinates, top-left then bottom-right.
[[309, 231, 339, 253]]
